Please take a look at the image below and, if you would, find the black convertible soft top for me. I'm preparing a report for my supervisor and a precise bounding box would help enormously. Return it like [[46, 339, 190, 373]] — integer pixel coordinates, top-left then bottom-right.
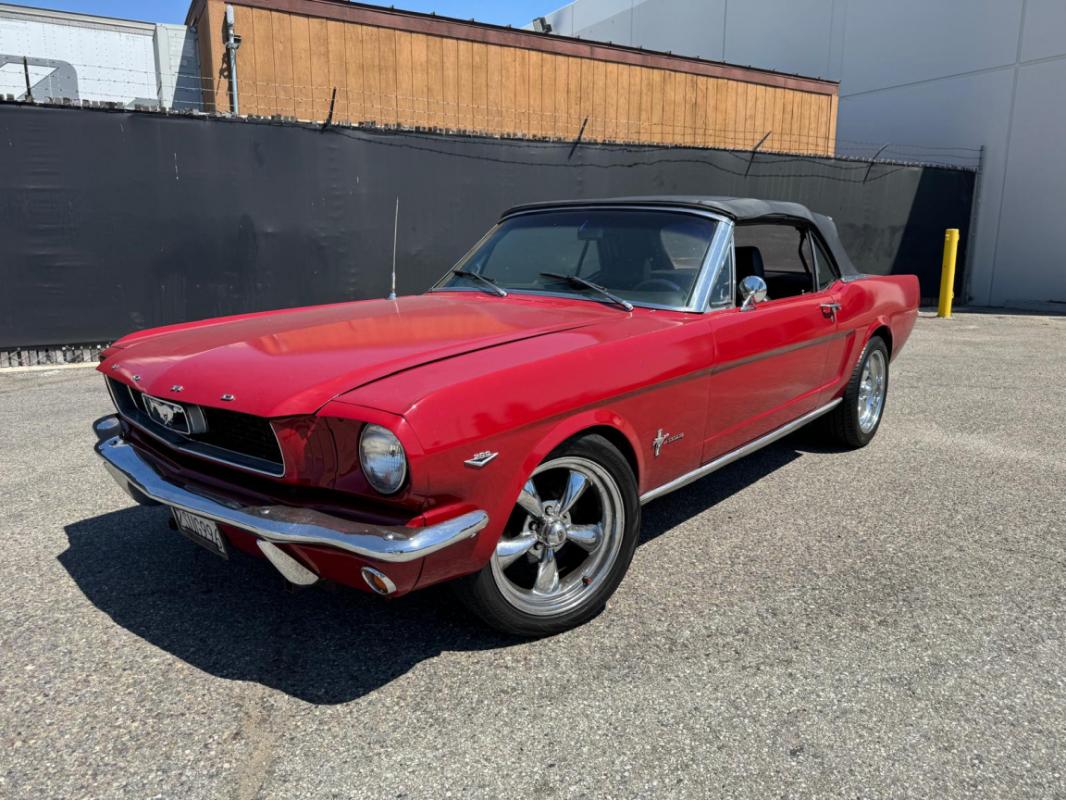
[[502, 196, 861, 277]]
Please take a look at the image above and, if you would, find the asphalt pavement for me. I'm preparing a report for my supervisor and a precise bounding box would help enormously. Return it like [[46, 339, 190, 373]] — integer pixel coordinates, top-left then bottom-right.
[[1, 311, 1064, 799]]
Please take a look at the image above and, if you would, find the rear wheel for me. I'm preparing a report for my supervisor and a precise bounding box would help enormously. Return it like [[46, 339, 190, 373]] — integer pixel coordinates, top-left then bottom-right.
[[824, 335, 890, 448], [456, 434, 640, 637]]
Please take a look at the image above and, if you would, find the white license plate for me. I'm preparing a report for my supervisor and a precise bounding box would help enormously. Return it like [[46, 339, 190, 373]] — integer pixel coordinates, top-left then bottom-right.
[[171, 508, 228, 559]]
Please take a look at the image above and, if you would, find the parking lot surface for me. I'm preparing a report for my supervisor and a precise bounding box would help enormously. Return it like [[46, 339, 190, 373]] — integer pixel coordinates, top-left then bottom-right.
[[1, 311, 1064, 799]]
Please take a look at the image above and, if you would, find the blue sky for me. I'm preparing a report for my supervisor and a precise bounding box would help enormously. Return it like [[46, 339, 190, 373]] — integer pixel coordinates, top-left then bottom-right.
[[6, 0, 559, 26]]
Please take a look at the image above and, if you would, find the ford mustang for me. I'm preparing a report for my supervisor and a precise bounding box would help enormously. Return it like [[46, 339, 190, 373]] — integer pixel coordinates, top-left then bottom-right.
[[92, 197, 919, 636]]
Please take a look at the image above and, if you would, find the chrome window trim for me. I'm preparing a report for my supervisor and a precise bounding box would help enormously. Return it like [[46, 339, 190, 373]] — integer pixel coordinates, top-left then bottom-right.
[[809, 227, 842, 292], [429, 286, 702, 313], [429, 204, 733, 314], [702, 222, 736, 311]]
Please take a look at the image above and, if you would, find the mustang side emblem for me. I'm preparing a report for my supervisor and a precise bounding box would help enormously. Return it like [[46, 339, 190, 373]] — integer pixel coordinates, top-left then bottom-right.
[[464, 451, 499, 468], [651, 428, 684, 457]]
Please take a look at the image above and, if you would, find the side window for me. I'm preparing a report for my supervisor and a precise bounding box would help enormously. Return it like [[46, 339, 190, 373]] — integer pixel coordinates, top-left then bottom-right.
[[811, 235, 839, 290], [733, 223, 815, 300]]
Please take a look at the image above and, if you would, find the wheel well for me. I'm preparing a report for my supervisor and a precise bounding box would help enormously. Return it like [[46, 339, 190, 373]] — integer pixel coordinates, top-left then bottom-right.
[[872, 325, 893, 356], [569, 425, 640, 483]]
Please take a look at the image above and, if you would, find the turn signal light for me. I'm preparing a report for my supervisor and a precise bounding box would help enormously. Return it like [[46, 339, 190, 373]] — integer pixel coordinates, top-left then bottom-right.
[[360, 566, 396, 596]]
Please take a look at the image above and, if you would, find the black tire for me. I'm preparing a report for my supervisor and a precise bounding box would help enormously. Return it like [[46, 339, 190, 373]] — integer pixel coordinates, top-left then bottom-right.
[[455, 434, 641, 637], [823, 335, 890, 448]]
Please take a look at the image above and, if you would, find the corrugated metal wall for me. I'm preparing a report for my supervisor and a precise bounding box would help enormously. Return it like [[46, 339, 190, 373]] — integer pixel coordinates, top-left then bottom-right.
[[0, 3, 201, 110], [541, 0, 1066, 310]]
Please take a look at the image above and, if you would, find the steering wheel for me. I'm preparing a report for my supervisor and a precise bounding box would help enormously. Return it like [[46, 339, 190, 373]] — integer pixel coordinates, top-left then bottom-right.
[[632, 277, 682, 293]]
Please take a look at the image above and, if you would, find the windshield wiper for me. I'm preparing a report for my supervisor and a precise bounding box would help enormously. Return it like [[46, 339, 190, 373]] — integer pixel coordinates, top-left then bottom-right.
[[539, 272, 633, 311], [451, 268, 507, 297]]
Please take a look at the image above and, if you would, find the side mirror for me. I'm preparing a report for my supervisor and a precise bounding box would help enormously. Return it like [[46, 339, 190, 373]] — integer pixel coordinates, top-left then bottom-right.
[[739, 275, 768, 311]]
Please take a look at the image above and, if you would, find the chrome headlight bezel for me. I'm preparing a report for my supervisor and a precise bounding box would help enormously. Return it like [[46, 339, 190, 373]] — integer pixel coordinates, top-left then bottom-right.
[[358, 423, 408, 495]]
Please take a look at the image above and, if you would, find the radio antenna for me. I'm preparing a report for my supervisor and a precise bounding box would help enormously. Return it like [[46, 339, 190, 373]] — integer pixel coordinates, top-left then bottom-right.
[[388, 197, 399, 300]]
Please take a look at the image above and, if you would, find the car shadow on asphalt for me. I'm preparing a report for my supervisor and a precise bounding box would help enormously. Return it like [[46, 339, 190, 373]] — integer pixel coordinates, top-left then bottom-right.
[[60, 437, 805, 705], [636, 438, 803, 544]]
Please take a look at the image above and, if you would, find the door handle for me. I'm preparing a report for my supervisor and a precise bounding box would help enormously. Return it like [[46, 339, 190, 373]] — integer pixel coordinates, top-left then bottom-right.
[[820, 302, 841, 319]]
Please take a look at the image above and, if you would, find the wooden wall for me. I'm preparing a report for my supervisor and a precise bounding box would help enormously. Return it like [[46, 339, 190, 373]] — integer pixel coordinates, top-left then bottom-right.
[[191, 0, 838, 156]]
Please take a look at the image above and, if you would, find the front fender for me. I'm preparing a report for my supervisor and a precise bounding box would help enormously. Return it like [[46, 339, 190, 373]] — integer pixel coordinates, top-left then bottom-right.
[[517, 407, 646, 501], [412, 407, 644, 589]]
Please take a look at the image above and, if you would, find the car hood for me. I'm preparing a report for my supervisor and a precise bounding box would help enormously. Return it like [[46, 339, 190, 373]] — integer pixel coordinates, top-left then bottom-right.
[[101, 294, 611, 417]]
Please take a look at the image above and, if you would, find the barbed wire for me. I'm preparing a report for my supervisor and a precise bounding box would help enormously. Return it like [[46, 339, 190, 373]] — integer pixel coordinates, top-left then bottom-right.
[[4, 59, 981, 169], [327, 124, 920, 185], [0, 57, 987, 151]]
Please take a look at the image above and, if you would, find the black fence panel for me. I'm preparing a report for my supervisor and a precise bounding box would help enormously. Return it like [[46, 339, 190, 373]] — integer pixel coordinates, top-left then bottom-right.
[[0, 103, 974, 348]]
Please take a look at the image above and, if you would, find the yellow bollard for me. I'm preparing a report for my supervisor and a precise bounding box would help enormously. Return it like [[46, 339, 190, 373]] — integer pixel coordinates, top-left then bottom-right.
[[937, 228, 960, 318]]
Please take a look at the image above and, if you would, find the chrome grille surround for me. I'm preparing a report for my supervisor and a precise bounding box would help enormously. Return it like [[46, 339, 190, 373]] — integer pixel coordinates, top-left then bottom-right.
[[105, 377, 285, 477]]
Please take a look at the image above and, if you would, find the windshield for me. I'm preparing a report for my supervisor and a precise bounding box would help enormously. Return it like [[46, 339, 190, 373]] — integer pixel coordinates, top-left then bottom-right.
[[436, 209, 718, 309]]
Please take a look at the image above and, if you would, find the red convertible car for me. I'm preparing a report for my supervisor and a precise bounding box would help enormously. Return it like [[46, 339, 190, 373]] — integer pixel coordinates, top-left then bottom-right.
[[93, 197, 918, 635]]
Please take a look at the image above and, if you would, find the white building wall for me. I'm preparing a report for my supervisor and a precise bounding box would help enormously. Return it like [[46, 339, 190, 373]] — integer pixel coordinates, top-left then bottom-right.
[[538, 0, 1066, 308], [0, 4, 200, 111]]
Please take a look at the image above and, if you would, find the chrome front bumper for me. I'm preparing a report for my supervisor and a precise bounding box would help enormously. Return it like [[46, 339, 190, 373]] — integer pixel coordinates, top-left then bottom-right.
[[92, 415, 488, 564]]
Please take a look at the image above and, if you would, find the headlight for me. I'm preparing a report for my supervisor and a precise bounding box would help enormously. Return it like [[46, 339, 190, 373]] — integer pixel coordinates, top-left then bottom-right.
[[359, 424, 407, 495]]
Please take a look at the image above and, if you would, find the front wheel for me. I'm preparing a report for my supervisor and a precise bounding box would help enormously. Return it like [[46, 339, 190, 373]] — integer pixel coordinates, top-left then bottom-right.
[[456, 434, 640, 637], [823, 335, 890, 448]]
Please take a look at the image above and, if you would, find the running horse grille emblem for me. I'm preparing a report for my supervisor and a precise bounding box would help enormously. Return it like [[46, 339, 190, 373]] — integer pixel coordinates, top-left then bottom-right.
[[143, 394, 192, 435]]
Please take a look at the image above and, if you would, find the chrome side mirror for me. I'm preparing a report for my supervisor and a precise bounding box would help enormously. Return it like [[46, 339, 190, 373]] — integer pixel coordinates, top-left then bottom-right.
[[739, 275, 768, 311]]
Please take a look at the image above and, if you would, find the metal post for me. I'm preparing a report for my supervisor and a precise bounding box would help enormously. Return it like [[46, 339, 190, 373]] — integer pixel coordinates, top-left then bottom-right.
[[862, 143, 890, 183], [568, 117, 589, 160], [22, 56, 33, 101], [224, 5, 241, 115], [937, 228, 960, 318], [322, 87, 337, 129], [744, 131, 771, 177]]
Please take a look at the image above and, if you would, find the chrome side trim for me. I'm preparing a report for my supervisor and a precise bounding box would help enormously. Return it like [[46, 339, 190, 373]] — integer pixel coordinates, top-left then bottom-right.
[[639, 399, 842, 504], [93, 417, 489, 564]]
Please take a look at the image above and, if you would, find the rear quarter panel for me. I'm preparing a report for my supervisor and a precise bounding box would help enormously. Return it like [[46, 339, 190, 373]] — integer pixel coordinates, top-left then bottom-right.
[[829, 274, 919, 389]]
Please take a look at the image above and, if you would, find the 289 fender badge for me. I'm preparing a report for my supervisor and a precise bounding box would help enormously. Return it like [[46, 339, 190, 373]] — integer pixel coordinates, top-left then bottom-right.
[[651, 428, 684, 457], [464, 451, 499, 468]]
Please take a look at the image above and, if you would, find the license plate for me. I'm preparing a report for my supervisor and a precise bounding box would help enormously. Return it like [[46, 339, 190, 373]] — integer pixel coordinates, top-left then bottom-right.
[[171, 508, 228, 559]]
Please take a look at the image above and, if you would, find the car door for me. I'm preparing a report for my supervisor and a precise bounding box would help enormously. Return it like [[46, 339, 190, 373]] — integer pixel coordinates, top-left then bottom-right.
[[701, 222, 839, 462], [808, 227, 860, 397]]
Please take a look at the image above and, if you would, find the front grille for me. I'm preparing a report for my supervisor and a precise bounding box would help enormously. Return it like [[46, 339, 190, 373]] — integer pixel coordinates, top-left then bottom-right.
[[196, 406, 284, 465], [107, 377, 285, 476]]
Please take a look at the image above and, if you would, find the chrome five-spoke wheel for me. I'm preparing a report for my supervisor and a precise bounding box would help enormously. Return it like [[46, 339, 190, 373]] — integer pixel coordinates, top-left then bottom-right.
[[491, 456, 625, 616], [857, 348, 887, 433], [457, 434, 640, 636]]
